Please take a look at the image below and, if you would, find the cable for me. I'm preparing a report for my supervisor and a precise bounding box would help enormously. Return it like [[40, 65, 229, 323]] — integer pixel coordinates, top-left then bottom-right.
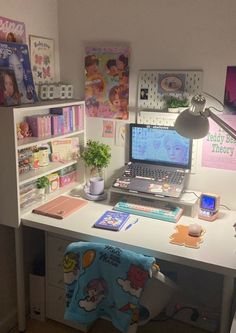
[[151, 306, 199, 322], [183, 190, 200, 199], [220, 204, 231, 210]]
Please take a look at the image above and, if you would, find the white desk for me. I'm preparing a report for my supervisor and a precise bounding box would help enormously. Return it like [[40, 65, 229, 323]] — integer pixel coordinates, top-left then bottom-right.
[[21, 200, 236, 333]]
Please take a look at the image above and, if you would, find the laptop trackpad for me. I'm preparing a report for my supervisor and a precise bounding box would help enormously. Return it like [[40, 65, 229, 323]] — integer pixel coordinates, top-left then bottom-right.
[[128, 178, 164, 194]]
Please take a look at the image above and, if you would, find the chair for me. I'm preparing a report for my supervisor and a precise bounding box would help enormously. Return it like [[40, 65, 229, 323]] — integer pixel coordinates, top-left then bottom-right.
[[127, 264, 178, 333], [63, 242, 178, 333]]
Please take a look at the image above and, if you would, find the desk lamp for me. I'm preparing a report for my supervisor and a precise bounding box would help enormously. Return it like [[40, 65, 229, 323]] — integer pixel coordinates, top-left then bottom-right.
[[174, 93, 236, 140]]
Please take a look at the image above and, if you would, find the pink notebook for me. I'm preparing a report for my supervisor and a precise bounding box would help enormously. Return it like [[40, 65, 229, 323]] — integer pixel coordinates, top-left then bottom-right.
[[32, 196, 88, 219]]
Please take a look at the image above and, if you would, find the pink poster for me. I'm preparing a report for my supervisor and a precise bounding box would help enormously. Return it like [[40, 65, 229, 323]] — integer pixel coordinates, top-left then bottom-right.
[[85, 45, 129, 120], [0, 16, 26, 43], [202, 116, 236, 170]]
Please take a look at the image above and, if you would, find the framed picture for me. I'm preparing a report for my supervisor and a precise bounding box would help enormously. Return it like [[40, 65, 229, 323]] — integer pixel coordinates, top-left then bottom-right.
[[0, 67, 20, 106], [0, 42, 38, 104], [29, 35, 55, 85]]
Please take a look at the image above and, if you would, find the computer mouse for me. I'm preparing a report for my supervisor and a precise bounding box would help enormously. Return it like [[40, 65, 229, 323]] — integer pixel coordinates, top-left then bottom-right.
[[188, 224, 203, 237]]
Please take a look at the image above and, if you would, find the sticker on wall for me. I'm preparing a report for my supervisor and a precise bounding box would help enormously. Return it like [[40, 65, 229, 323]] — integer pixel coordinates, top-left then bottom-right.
[[102, 120, 115, 138], [115, 122, 126, 147], [85, 44, 130, 120], [202, 116, 236, 170]]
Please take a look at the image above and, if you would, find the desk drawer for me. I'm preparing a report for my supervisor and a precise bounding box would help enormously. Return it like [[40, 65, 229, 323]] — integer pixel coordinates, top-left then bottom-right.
[[46, 285, 88, 332], [47, 234, 71, 267]]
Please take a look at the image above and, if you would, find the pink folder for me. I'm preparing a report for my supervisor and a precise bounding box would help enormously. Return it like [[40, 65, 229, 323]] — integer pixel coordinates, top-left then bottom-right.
[[32, 195, 87, 219]]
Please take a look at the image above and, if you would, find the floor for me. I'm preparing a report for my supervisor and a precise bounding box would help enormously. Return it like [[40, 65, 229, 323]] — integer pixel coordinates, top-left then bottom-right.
[[14, 318, 210, 333]]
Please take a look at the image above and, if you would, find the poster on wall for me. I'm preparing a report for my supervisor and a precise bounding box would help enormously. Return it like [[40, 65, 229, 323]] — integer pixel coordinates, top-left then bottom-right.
[[0, 16, 26, 43], [0, 42, 38, 104], [29, 35, 55, 85], [85, 45, 129, 120], [202, 116, 236, 170], [224, 66, 236, 114]]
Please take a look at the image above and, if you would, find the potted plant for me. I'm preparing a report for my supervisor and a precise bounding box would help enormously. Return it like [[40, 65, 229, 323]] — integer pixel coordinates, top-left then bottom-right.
[[81, 140, 111, 178], [36, 176, 49, 195], [166, 97, 189, 113]]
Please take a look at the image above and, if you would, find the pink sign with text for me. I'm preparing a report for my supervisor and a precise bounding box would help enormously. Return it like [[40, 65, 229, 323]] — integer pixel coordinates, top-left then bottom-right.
[[202, 116, 236, 170]]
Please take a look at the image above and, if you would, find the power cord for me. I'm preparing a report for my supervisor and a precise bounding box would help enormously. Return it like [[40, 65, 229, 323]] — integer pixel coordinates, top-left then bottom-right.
[[151, 306, 199, 322], [183, 191, 231, 210]]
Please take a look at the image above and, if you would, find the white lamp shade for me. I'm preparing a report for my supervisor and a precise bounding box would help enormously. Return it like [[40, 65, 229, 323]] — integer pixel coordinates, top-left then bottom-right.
[[174, 109, 209, 139]]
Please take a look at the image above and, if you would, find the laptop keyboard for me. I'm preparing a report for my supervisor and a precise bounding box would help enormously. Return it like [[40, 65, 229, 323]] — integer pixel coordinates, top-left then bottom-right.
[[125, 164, 184, 185]]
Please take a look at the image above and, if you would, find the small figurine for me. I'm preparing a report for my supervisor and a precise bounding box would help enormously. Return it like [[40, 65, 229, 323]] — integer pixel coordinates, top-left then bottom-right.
[[19, 121, 32, 138], [16, 123, 24, 140]]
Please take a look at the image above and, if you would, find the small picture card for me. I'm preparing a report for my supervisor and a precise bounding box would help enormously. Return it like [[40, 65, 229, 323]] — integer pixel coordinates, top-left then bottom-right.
[[29, 35, 55, 85], [0, 67, 21, 106], [102, 120, 115, 138]]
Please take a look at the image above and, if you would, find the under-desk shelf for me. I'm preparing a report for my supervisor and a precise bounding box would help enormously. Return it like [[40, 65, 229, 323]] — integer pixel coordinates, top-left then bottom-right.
[[108, 187, 200, 217]]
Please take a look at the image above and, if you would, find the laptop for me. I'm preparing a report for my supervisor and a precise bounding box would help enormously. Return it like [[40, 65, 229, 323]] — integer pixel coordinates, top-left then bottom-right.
[[112, 123, 192, 198]]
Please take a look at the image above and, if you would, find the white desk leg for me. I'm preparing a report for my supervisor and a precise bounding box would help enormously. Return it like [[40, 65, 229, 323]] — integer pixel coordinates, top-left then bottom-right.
[[15, 227, 26, 332], [220, 275, 234, 333]]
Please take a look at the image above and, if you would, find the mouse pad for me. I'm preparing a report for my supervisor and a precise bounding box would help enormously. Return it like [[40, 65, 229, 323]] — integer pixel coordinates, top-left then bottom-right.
[[169, 224, 205, 249]]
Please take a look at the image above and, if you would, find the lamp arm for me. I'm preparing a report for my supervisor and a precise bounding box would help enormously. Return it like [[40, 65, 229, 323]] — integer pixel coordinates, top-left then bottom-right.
[[203, 108, 236, 141]]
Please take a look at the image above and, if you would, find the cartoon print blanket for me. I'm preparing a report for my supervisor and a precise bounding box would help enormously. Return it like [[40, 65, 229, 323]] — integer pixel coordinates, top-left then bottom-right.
[[63, 242, 155, 333]]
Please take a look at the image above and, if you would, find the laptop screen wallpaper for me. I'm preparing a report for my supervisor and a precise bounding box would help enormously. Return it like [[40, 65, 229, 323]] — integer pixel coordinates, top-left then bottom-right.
[[130, 124, 192, 169]]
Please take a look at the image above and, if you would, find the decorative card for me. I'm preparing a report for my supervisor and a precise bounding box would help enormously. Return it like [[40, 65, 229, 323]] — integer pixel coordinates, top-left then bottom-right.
[[29, 35, 55, 85], [0, 42, 38, 104], [85, 44, 130, 120], [0, 16, 26, 43]]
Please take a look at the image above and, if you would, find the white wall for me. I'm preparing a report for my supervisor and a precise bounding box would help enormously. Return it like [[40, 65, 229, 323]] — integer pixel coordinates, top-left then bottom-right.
[[58, 0, 236, 210], [0, 1, 59, 332]]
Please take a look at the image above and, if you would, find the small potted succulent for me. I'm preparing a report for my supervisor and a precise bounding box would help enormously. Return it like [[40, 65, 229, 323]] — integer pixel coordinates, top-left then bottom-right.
[[36, 176, 49, 196], [166, 97, 189, 113], [81, 140, 111, 178]]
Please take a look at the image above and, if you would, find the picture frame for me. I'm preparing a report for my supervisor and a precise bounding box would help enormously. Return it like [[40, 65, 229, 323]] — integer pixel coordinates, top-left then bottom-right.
[[29, 35, 55, 85]]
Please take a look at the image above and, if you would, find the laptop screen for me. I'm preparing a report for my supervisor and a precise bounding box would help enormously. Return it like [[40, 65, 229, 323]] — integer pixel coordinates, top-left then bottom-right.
[[129, 123, 192, 169]]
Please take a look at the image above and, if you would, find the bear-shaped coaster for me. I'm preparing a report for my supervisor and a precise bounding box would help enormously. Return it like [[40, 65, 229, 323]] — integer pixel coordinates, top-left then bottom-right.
[[169, 224, 205, 249]]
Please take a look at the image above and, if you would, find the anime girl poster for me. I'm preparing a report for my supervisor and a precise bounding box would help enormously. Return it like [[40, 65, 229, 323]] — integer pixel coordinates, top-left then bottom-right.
[[85, 45, 129, 120]]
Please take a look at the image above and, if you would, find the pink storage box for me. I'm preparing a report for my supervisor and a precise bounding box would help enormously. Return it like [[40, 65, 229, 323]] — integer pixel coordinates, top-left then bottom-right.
[[59, 171, 76, 187]]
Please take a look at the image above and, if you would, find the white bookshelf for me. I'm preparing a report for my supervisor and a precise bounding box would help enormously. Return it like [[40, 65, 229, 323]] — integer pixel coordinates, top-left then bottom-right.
[[0, 99, 86, 228]]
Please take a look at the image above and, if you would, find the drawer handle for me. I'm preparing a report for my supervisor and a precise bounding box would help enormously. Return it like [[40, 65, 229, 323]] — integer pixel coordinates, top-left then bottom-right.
[[58, 296, 63, 301], [58, 279, 63, 285]]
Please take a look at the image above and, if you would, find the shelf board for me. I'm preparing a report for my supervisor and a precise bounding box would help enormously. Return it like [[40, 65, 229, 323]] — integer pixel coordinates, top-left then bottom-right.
[[19, 160, 78, 186], [17, 129, 84, 150]]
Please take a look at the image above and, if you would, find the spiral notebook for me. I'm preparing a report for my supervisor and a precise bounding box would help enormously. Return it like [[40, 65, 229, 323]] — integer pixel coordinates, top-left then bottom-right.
[[32, 195, 87, 219]]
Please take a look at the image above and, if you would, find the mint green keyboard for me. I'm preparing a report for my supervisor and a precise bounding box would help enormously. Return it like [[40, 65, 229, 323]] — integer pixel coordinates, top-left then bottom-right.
[[113, 201, 183, 223]]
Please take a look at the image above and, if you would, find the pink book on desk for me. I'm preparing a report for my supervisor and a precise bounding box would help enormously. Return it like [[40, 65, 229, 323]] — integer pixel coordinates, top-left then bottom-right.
[[32, 196, 87, 219]]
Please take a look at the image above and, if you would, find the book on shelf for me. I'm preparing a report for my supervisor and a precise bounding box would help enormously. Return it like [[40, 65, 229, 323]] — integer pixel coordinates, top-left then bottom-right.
[[93, 210, 130, 231]]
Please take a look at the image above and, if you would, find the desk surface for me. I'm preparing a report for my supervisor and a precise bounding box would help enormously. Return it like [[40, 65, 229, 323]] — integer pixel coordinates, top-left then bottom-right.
[[22, 199, 236, 277]]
